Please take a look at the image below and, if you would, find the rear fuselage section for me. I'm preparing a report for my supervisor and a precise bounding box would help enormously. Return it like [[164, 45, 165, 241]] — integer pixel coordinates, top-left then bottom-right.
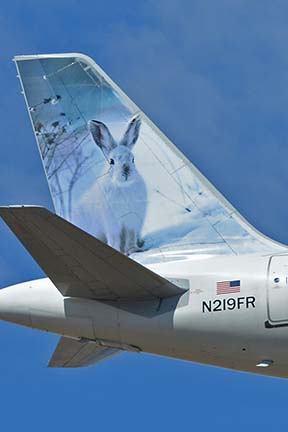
[[1, 253, 288, 377]]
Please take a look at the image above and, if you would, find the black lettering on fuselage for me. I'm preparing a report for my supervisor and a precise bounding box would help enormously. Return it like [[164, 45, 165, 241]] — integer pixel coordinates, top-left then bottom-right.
[[213, 299, 222, 311], [237, 297, 245, 309], [202, 296, 256, 313], [246, 296, 256, 308], [202, 300, 212, 313]]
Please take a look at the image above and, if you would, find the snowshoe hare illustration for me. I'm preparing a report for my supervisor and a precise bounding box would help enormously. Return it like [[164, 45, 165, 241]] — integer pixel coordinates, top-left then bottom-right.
[[88, 114, 147, 255]]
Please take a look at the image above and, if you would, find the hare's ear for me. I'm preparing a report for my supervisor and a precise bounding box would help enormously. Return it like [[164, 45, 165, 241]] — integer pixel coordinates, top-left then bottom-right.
[[88, 120, 116, 157], [121, 114, 141, 149]]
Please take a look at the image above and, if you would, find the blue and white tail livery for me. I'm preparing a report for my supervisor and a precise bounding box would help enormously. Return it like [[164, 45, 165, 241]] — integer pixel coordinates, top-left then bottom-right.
[[1, 52, 288, 376], [15, 53, 285, 263]]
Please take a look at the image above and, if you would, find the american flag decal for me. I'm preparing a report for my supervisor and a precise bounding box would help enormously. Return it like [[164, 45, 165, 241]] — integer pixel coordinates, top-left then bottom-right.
[[217, 280, 240, 295]]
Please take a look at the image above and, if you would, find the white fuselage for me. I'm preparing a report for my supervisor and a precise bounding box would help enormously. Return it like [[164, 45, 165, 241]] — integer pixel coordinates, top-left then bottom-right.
[[2, 253, 288, 377]]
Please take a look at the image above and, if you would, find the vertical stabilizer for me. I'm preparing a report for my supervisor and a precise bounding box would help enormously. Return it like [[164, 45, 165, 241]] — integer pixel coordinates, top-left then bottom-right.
[[14, 53, 286, 263]]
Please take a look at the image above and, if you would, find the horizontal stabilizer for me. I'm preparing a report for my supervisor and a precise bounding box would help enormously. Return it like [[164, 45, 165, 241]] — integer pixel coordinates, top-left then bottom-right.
[[48, 337, 119, 368], [0, 206, 185, 300]]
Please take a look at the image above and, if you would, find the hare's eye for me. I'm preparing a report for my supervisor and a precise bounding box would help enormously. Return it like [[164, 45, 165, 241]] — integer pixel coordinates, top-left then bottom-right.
[[132, 157, 135, 163], [109, 158, 115, 165]]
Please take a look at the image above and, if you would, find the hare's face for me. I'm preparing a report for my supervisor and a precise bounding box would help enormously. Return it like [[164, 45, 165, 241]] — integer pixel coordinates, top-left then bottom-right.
[[89, 114, 141, 185], [108, 145, 136, 185]]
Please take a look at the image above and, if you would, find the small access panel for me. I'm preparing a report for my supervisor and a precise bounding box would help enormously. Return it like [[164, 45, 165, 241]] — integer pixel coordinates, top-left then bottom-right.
[[266, 255, 288, 327]]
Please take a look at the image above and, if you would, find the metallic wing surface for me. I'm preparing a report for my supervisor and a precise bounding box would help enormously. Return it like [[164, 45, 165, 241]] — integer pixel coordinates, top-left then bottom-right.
[[0, 206, 184, 300], [48, 336, 119, 368]]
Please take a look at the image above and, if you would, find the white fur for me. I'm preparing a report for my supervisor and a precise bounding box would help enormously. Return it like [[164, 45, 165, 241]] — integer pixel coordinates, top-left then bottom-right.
[[83, 114, 147, 255]]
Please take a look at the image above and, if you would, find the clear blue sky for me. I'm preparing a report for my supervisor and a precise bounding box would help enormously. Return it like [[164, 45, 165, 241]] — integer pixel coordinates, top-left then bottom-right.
[[1, 1, 288, 430]]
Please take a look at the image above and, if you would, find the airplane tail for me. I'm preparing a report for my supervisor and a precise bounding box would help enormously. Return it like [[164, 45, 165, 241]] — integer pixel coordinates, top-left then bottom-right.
[[14, 53, 286, 264]]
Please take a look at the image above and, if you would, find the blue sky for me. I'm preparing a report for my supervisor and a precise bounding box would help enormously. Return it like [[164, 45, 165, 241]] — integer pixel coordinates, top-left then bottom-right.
[[1, 1, 288, 430]]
